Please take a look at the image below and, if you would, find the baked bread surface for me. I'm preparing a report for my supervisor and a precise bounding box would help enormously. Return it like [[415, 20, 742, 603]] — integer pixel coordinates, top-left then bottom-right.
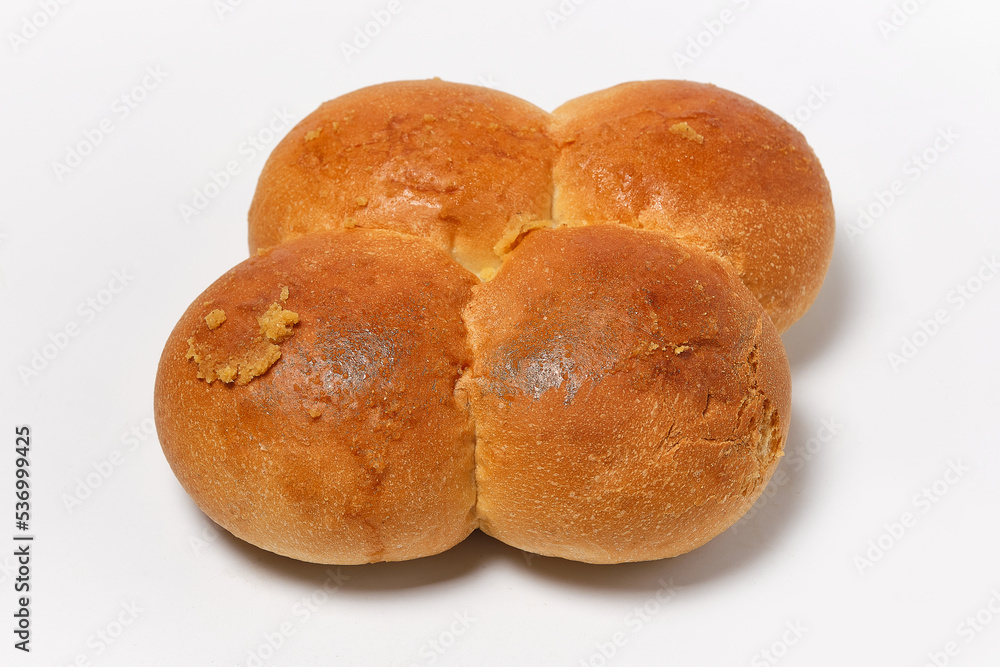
[[157, 78, 829, 564]]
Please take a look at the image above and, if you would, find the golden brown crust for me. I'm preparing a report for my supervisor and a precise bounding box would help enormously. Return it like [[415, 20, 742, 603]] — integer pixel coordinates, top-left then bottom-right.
[[159, 78, 830, 565], [551, 80, 835, 331], [248, 79, 557, 275], [154, 229, 479, 564], [460, 225, 790, 563]]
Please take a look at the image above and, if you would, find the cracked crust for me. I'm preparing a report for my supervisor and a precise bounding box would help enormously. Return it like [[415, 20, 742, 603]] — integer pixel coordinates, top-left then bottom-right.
[[460, 225, 790, 563]]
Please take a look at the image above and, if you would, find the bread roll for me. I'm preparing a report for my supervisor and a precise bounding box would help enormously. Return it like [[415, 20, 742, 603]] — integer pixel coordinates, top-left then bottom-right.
[[551, 80, 835, 332], [461, 224, 790, 563], [154, 229, 478, 564], [157, 78, 830, 565], [248, 79, 556, 274]]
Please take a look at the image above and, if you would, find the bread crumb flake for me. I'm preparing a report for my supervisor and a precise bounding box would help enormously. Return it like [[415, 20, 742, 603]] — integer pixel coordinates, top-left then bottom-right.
[[187, 294, 300, 386], [670, 122, 704, 144], [205, 309, 227, 329]]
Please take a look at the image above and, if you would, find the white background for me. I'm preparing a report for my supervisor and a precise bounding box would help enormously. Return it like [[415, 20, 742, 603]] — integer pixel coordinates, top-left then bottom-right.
[[1, 0, 999, 665]]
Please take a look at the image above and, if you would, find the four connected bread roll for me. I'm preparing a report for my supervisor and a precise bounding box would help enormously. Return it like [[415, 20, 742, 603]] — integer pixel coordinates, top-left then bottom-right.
[[156, 79, 834, 565]]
